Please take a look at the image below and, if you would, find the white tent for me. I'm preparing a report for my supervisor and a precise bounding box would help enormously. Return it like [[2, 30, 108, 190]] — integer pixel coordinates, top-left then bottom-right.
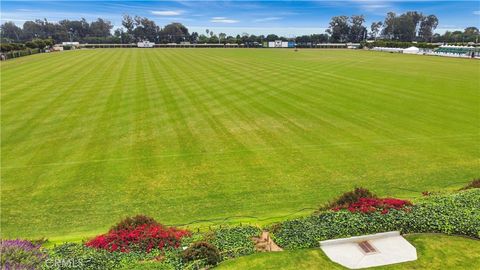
[[403, 46, 420, 54]]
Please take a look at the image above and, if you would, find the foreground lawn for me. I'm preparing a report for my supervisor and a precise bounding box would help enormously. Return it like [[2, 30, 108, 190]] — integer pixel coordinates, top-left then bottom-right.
[[1, 49, 479, 239], [216, 234, 480, 269]]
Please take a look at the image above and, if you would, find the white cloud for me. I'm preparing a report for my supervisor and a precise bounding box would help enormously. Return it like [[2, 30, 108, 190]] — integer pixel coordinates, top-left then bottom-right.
[[151, 10, 183, 16], [254, 17, 282, 22], [210, 17, 238, 24], [473, 10, 480, 15]]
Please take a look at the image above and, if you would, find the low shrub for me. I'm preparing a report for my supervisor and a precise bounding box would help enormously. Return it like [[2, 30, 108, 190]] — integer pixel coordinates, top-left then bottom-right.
[[272, 189, 480, 249], [86, 224, 191, 253], [111, 215, 159, 231], [182, 241, 221, 268], [210, 226, 261, 260], [460, 179, 480, 190], [321, 187, 376, 210], [0, 239, 48, 270]]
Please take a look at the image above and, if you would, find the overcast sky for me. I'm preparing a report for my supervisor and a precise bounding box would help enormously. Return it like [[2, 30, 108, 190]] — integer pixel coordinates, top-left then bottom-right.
[[1, 1, 479, 37]]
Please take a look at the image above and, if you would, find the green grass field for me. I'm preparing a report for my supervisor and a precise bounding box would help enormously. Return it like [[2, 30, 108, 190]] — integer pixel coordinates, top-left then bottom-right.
[[216, 234, 480, 269], [1, 49, 479, 240]]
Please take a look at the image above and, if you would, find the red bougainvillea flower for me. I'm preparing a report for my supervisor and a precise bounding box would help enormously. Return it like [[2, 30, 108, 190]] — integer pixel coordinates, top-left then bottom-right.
[[333, 197, 412, 214], [85, 224, 190, 253]]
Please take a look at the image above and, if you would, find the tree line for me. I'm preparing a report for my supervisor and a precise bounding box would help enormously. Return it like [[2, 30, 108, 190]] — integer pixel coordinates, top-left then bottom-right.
[[1, 11, 479, 46]]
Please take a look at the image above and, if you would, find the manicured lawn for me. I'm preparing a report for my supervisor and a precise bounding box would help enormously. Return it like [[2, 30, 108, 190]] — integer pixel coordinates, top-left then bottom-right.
[[1, 49, 479, 240], [216, 234, 480, 269]]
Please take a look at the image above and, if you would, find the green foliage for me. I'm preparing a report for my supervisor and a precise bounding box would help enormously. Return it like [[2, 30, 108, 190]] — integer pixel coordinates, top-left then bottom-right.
[[110, 215, 159, 231], [0, 43, 25, 52], [44, 243, 182, 270], [182, 241, 221, 268], [210, 226, 261, 260], [320, 187, 376, 210], [43, 243, 124, 270], [272, 190, 480, 249]]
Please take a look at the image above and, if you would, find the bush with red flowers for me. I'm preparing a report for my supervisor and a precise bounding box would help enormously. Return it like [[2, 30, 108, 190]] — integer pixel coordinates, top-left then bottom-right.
[[86, 223, 191, 253], [320, 187, 376, 211], [333, 197, 413, 214]]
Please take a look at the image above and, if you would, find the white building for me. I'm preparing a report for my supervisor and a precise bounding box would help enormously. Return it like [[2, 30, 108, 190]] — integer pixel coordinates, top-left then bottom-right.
[[62, 42, 79, 46], [267, 40, 295, 48], [137, 41, 155, 48]]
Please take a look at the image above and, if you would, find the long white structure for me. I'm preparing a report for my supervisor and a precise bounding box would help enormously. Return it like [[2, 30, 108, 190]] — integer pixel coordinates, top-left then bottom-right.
[[320, 231, 417, 269], [137, 41, 155, 48]]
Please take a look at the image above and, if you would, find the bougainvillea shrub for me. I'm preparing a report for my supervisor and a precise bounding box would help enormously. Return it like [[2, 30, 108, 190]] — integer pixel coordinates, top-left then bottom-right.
[[332, 197, 412, 214], [86, 224, 191, 253], [321, 187, 376, 211], [0, 239, 48, 270]]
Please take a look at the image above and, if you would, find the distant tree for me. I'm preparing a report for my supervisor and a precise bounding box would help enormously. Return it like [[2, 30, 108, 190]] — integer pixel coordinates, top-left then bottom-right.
[[349, 15, 367, 42], [0, 21, 23, 42], [121, 14, 135, 43], [265, 34, 279, 41], [382, 11, 426, 41], [218, 32, 226, 43], [370, 21, 382, 40], [463, 26, 480, 42], [198, 34, 209, 43], [311, 33, 329, 43], [89, 18, 113, 37], [327, 16, 349, 42], [190, 31, 199, 43], [418, 15, 438, 42], [132, 16, 160, 42], [161, 22, 189, 43], [382, 12, 396, 39]]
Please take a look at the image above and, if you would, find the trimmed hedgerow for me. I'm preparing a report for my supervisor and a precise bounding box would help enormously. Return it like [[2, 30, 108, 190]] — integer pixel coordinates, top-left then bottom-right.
[[43, 243, 124, 270], [209, 226, 261, 260], [271, 189, 480, 249], [44, 243, 184, 270]]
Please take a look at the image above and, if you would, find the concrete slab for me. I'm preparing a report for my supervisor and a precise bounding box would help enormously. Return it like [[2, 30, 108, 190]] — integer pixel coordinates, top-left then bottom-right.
[[320, 231, 417, 269]]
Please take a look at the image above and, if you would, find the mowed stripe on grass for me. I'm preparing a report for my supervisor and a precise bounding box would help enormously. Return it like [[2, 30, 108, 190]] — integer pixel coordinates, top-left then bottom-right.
[[1, 49, 479, 239]]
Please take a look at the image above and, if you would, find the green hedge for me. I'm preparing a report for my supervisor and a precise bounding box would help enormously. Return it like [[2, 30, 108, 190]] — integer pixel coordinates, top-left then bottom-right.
[[271, 189, 480, 249], [3, 48, 41, 60], [210, 226, 261, 260]]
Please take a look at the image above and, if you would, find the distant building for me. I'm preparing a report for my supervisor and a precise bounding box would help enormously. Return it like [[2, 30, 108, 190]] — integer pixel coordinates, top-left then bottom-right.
[[137, 41, 155, 48], [265, 40, 295, 48], [62, 42, 80, 46]]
